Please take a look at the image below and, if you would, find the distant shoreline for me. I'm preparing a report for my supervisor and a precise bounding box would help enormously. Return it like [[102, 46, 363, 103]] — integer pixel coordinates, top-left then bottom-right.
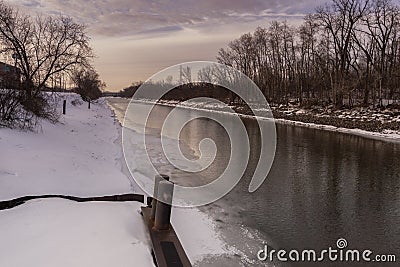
[[107, 97, 400, 143]]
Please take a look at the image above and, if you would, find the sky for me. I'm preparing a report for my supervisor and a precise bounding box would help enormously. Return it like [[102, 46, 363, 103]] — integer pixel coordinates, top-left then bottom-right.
[[11, 0, 326, 91]]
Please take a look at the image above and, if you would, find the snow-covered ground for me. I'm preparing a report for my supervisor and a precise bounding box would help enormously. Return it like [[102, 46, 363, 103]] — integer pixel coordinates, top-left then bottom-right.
[[271, 104, 400, 142], [0, 96, 132, 200], [0, 94, 229, 266], [0, 199, 154, 267]]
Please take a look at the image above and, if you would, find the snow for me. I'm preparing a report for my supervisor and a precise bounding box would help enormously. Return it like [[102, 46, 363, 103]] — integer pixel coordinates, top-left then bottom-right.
[[172, 207, 228, 263], [0, 198, 228, 267], [0, 199, 154, 267], [0, 94, 133, 200], [0, 93, 230, 266]]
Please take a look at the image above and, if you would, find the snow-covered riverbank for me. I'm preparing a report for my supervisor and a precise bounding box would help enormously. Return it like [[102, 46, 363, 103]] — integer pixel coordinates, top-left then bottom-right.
[[117, 97, 400, 142], [0, 94, 229, 267], [272, 104, 400, 142], [0, 96, 132, 200]]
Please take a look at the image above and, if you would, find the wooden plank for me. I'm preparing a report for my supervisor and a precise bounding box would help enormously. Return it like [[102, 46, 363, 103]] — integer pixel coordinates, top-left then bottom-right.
[[141, 206, 192, 267]]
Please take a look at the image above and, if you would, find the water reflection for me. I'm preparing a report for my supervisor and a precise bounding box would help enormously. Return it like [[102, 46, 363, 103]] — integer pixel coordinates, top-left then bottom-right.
[[109, 98, 400, 266], [226, 124, 400, 266]]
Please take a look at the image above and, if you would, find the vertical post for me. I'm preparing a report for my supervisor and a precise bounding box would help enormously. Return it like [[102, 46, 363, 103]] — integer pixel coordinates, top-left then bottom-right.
[[154, 181, 174, 231], [63, 100, 66, 115], [88, 100, 91, 109], [151, 174, 170, 221], [179, 65, 183, 84]]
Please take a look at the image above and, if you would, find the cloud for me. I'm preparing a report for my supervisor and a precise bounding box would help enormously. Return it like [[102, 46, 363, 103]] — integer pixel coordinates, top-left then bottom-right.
[[137, 25, 184, 35], [12, 0, 325, 37], [8, 0, 328, 90]]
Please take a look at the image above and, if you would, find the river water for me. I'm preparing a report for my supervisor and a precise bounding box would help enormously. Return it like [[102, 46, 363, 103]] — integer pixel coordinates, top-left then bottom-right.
[[108, 98, 400, 267]]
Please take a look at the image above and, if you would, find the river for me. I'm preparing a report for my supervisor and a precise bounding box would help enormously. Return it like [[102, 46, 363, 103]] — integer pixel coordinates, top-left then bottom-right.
[[108, 98, 400, 267]]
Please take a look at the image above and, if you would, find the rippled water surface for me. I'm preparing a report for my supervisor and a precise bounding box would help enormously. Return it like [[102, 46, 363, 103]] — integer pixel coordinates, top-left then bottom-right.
[[108, 98, 400, 266]]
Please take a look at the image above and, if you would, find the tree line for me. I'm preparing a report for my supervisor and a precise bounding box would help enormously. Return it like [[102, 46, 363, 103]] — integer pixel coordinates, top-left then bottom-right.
[[217, 0, 400, 108]]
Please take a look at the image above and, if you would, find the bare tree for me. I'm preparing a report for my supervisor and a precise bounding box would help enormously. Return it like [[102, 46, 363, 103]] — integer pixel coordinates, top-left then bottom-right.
[[359, 0, 399, 106], [0, 0, 93, 99], [315, 0, 370, 106], [181, 66, 192, 84], [71, 68, 105, 102], [213, 0, 400, 108]]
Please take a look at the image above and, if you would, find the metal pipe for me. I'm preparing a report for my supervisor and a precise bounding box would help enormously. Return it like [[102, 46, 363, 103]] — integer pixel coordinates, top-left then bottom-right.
[[153, 181, 174, 231], [151, 174, 170, 221]]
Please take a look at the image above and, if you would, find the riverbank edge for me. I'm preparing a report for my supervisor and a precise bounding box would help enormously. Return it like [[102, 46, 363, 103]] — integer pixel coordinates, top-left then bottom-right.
[[105, 99, 250, 265], [105, 97, 279, 266], [111, 97, 400, 143], [105, 101, 139, 193]]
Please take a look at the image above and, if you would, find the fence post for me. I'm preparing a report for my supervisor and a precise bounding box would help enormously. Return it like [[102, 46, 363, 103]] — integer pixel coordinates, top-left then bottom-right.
[[151, 174, 170, 221], [88, 100, 91, 109], [63, 100, 66, 115], [153, 181, 174, 231]]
